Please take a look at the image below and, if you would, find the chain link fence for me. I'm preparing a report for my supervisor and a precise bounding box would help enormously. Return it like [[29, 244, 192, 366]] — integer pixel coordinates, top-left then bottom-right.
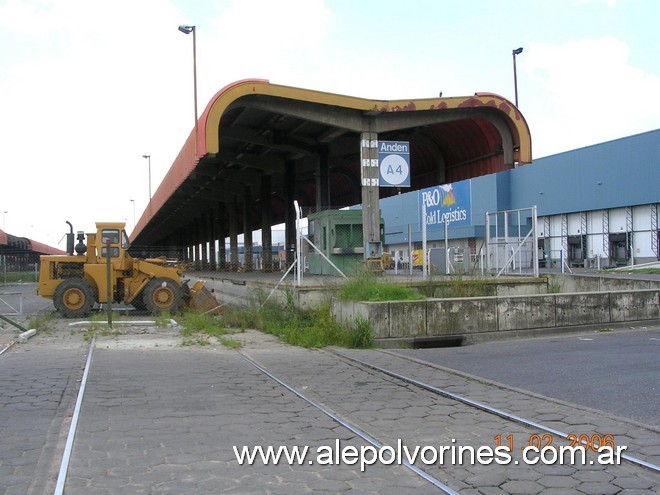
[[0, 251, 40, 284]]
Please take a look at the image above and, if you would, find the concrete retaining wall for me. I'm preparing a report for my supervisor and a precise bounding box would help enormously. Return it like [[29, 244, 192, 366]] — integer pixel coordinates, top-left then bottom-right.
[[548, 274, 660, 293], [201, 275, 549, 312], [332, 289, 660, 342]]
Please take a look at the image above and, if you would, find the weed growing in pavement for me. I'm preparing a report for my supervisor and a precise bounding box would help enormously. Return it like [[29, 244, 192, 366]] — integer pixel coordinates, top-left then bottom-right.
[[27, 313, 56, 333], [255, 300, 374, 349], [338, 272, 424, 302], [547, 279, 563, 294], [348, 317, 373, 348], [174, 276, 383, 349], [429, 274, 494, 298], [177, 310, 244, 349], [218, 336, 242, 349], [154, 311, 172, 328], [77, 311, 123, 340]]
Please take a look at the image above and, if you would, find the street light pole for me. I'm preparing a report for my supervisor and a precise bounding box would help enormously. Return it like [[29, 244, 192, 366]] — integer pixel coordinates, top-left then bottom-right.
[[512, 47, 523, 107], [130, 199, 136, 229], [178, 24, 198, 157], [142, 155, 151, 216], [2, 211, 6, 231]]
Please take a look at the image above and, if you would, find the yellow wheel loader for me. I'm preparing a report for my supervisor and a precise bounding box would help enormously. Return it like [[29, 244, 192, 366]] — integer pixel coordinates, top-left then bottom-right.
[[38, 222, 216, 318]]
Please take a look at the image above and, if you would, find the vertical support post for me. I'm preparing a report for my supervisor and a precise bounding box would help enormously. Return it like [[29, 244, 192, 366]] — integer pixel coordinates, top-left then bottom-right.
[[485, 212, 491, 274], [261, 174, 273, 272], [532, 205, 539, 278], [243, 187, 253, 272], [229, 197, 239, 271], [105, 240, 112, 328], [444, 219, 449, 275], [192, 26, 198, 157], [284, 162, 296, 268], [626, 206, 634, 266], [200, 214, 208, 270], [422, 200, 427, 279], [408, 224, 413, 276], [294, 200, 302, 286], [504, 211, 509, 274], [208, 209, 216, 271], [316, 146, 330, 210], [216, 203, 226, 270], [360, 132, 380, 259], [602, 209, 610, 263]]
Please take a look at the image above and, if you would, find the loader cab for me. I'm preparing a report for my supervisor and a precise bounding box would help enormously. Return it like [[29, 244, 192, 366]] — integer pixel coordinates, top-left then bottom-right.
[[99, 229, 129, 258], [94, 222, 132, 269]]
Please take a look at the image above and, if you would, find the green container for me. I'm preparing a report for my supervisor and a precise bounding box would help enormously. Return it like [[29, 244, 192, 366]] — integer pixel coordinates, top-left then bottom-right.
[[306, 210, 384, 276]]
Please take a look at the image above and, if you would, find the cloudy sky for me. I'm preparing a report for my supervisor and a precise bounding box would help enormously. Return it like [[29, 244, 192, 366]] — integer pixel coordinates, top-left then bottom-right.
[[1, 0, 658, 247]]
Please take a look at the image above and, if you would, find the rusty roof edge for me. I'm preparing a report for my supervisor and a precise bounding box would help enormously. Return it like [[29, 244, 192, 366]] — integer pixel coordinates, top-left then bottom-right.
[[203, 82, 532, 162]]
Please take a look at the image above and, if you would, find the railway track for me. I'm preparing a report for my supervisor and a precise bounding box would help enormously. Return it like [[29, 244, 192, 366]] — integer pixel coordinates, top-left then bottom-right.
[[237, 346, 660, 494], [327, 348, 660, 474], [7, 332, 658, 494]]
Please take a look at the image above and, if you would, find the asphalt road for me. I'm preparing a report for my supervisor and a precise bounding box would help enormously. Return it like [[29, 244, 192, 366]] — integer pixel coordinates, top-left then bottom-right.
[[396, 327, 660, 426], [0, 282, 52, 319]]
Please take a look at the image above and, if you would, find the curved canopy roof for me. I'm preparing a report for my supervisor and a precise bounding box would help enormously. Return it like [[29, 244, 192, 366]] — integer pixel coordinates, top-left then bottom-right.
[[0, 229, 65, 256], [132, 79, 531, 246]]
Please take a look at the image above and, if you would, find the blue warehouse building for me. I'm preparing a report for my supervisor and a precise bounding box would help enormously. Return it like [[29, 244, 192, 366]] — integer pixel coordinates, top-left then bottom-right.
[[378, 129, 660, 270]]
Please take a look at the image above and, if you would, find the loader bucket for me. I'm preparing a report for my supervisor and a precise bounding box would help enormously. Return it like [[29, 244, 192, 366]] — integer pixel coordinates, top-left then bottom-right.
[[187, 280, 222, 313]]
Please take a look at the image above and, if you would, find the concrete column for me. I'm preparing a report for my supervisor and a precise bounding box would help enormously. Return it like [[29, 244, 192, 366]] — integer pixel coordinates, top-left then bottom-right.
[[216, 202, 226, 270], [175, 229, 186, 261], [229, 197, 239, 271], [182, 225, 192, 263], [360, 131, 381, 259], [243, 187, 253, 271], [193, 216, 202, 270], [316, 145, 330, 211], [261, 174, 273, 272], [201, 213, 210, 270], [284, 161, 296, 267], [208, 209, 216, 271]]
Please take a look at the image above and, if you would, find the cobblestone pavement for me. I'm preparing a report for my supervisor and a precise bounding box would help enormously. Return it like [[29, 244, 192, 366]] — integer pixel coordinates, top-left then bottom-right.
[[0, 344, 88, 494], [1, 315, 659, 494]]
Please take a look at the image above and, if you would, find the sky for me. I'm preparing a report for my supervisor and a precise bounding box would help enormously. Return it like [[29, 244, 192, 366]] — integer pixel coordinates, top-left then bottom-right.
[[1, 0, 658, 248]]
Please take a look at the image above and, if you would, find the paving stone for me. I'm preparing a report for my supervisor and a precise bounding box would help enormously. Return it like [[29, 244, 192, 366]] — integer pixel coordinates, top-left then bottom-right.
[[613, 476, 655, 490], [3, 327, 659, 495], [536, 474, 581, 488], [577, 481, 622, 494], [500, 479, 544, 493]]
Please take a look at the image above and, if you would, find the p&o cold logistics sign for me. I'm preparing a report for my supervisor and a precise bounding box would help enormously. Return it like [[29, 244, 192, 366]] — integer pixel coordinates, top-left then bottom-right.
[[378, 141, 410, 187]]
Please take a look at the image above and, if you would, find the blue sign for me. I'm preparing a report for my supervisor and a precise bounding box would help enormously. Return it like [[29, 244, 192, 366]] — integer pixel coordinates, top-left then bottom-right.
[[419, 180, 472, 229], [378, 141, 410, 187]]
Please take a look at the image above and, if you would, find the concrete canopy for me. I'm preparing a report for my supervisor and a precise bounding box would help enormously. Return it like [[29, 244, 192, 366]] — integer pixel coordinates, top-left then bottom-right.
[[131, 79, 531, 249]]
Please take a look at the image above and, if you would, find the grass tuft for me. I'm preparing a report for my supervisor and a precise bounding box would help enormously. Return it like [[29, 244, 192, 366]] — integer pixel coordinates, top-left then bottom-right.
[[338, 273, 424, 302]]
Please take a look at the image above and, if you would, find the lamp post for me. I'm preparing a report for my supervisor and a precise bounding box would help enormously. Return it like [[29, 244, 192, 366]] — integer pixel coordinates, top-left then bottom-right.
[[130, 199, 136, 229], [2, 211, 6, 231], [178, 24, 198, 156], [142, 155, 151, 216], [512, 47, 523, 107]]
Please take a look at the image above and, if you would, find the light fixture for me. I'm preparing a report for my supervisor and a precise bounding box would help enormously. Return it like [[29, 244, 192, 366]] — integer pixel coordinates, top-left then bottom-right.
[[142, 155, 152, 216], [178, 25, 198, 156]]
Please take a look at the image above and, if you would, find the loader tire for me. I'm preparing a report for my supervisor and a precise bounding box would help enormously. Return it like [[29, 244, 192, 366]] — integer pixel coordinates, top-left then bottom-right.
[[143, 277, 183, 315], [54, 278, 95, 318]]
